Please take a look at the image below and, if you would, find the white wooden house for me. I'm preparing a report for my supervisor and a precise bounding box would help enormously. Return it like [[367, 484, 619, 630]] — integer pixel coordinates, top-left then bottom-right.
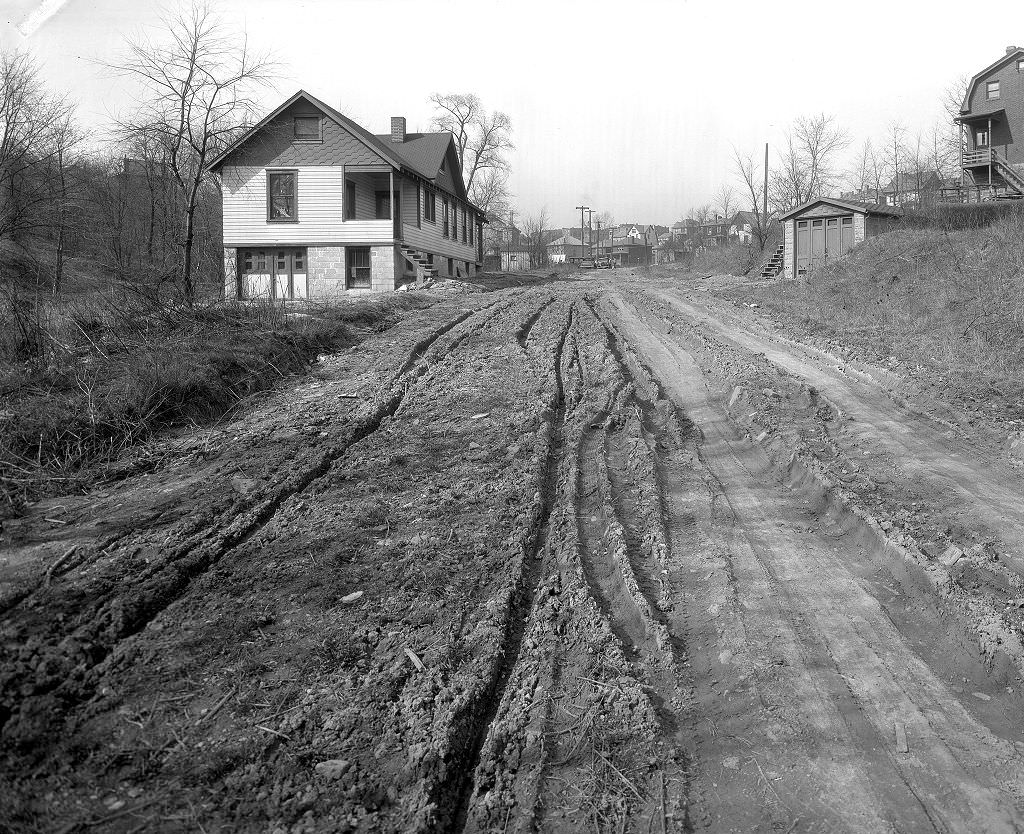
[[207, 90, 486, 299]]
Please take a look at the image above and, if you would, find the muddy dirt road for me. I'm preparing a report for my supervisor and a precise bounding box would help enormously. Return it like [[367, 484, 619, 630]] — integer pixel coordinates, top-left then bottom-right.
[[3, 271, 1024, 833]]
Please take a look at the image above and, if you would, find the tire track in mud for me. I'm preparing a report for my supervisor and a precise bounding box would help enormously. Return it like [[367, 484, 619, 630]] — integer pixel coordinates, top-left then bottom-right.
[[599, 291, 1024, 832], [444, 301, 574, 834], [0, 297, 531, 743], [516, 296, 555, 350]]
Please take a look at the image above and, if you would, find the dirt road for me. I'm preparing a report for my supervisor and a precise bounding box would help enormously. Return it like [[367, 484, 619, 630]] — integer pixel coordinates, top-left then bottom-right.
[[2, 271, 1024, 833]]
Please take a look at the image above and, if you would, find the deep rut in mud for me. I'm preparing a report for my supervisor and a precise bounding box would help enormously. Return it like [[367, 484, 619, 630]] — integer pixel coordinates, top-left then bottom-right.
[[0, 295, 518, 744], [4, 277, 1024, 834]]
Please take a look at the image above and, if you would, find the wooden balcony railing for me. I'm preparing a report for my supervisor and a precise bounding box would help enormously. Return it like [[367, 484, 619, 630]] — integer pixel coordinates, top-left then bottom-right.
[[963, 148, 992, 167]]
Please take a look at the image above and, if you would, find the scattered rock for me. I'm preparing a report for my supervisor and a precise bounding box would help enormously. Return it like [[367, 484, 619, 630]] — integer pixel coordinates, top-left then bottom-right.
[[314, 759, 351, 780], [341, 591, 364, 604], [938, 545, 963, 569]]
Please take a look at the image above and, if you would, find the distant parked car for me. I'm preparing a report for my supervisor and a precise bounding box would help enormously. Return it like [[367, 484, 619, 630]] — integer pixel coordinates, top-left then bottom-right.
[[594, 257, 614, 269], [578, 258, 597, 270]]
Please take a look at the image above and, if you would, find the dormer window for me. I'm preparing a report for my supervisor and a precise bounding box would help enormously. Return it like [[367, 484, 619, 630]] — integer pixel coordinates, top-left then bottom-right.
[[293, 116, 321, 140], [1018, 59, 1024, 72], [986, 80, 1000, 100]]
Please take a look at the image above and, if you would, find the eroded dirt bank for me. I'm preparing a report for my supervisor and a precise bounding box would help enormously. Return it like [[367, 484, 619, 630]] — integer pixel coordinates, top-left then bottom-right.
[[2, 273, 1023, 833]]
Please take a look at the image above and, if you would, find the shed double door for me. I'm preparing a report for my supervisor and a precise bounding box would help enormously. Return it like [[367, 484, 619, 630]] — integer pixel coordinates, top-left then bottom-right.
[[795, 217, 855, 276], [272, 247, 307, 300]]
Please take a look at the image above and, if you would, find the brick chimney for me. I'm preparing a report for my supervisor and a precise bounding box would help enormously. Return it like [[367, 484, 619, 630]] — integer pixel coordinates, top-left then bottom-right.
[[390, 116, 406, 143], [1007, 45, 1019, 54]]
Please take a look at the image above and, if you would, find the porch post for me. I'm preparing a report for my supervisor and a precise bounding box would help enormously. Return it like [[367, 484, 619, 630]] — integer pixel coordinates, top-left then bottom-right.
[[988, 117, 993, 188]]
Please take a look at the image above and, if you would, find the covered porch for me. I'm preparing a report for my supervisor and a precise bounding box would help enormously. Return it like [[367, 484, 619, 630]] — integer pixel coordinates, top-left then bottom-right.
[[344, 164, 403, 240]]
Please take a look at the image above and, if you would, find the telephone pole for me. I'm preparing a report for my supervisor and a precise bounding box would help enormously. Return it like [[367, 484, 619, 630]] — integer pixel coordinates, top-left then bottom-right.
[[575, 205, 589, 261], [585, 208, 594, 257], [507, 209, 514, 271], [763, 142, 769, 232]]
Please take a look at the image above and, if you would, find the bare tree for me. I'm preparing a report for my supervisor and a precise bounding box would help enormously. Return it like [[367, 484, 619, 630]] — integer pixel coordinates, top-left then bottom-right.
[[770, 113, 849, 211], [430, 92, 513, 210], [520, 207, 550, 268], [732, 147, 771, 250], [715, 183, 737, 221], [883, 122, 908, 206], [110, 2, 273, 303], [470, 168, 511, 217], [692, 204, 713, 225], [0, 51, 79, 252]]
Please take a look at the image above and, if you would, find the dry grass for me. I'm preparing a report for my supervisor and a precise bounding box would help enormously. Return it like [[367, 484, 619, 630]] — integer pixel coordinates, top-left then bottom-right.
[[0, 288, 432, 516], [726, 210, 1024, 406]]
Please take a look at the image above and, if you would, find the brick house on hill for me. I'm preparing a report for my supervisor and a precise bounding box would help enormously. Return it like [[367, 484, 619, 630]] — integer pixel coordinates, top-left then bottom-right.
[[207, 90, 485, 299], [951, 45, 1024, 201]]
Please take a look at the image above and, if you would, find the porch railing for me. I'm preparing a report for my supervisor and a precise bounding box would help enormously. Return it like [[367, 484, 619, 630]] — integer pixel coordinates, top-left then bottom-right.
[[962, 148, 992, 167]]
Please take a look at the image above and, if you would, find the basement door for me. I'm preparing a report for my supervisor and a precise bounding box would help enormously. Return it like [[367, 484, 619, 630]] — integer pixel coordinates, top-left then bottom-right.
[[272, 248, 308, 300]]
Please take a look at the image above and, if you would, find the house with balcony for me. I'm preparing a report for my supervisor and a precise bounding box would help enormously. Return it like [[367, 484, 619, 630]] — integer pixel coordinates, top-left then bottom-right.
[[948, 46, 1024, 202], [207, 90, 486, 299]]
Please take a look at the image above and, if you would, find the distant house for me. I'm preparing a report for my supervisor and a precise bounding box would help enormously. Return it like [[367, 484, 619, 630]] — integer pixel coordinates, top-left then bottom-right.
[[500, 247, 533, 272], [207, 90, 485, 299], [881, 171, 944, 208], [729, 211, 759, 244], [952, 45, 1024, 200], [779, 198, 902, 280], [547, 234, 586, 264]]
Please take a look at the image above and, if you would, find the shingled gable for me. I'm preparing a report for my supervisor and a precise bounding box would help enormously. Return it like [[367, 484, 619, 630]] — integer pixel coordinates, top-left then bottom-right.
[[207, 90, 474, 206], [207, 90, 404, 173]]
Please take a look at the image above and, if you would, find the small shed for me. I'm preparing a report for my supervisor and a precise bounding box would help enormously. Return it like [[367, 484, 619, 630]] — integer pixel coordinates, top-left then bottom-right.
[[779, 198, 902, 279]]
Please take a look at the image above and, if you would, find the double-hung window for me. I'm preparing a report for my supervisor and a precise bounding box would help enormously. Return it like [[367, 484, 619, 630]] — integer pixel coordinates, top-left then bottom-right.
[[451, 203, 457, 239], [375, 191, 390, 220], [267, 171, 297, 221], [987, 80, 1000, 100], [977, 128, 990, 148], [443, 199, 449, 236], [462, 209, 467, 243]]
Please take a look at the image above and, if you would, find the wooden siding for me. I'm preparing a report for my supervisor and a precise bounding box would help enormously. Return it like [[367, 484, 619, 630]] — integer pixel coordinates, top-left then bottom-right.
[[221, 165, 393, 245], [399, 175, 479, 261]]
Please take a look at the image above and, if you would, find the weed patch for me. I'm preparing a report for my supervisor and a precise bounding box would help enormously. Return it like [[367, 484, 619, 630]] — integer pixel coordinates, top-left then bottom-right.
[[0, 293, 432, 516]]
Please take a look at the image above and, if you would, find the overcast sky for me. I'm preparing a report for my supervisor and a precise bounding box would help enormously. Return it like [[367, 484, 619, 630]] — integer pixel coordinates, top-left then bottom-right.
[[2, 0, 1022, 227]]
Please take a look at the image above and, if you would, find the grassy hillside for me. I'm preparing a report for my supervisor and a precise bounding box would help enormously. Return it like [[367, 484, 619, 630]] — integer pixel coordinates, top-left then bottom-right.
[[0, 272, 432, 516], [723, 210, 1024, 408]]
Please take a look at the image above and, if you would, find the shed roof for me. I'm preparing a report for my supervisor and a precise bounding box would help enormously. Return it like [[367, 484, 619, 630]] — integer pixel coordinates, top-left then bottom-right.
[[548, 235, 584, 247], [779, 197, 903, 221]]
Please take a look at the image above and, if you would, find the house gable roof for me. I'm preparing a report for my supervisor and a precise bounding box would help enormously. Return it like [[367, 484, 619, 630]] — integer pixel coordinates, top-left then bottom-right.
[[779, 197, 903, 221], [207, 90, 402, 172], [207, 90, 473, 204], [961, 48, 1024, 113], [548, 235, 584, 247], [374, 131, 468, 200]]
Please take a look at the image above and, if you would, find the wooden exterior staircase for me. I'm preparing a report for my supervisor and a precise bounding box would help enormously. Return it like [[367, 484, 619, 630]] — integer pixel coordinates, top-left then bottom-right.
[[401, 246, 439, 285], [759, 243, 784, 278], [958, 147, 1024, 198]]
